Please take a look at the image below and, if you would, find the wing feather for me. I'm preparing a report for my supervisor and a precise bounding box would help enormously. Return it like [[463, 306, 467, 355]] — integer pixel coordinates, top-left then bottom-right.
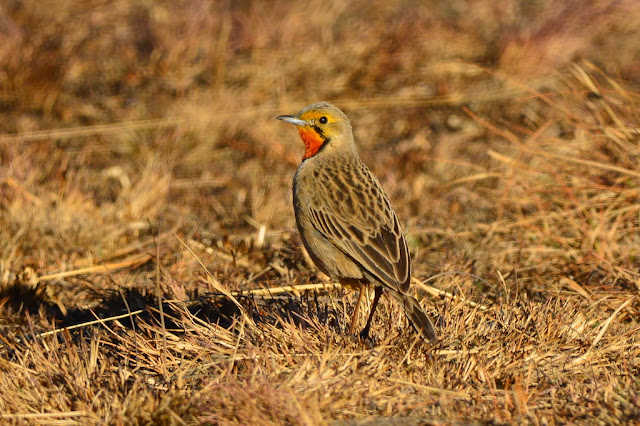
[[308, 165, 411, 293]]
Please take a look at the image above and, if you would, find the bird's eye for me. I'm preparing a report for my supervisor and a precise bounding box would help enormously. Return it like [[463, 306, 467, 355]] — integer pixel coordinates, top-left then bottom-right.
[[319, 116, 328, 124]]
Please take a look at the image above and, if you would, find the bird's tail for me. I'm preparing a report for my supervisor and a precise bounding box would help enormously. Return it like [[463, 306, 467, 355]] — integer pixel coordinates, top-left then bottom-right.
[[389, 289, 438, 342]]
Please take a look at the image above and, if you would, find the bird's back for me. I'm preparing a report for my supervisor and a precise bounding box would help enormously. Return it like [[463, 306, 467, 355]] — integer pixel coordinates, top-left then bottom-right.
[[293, 152, 412, 294]]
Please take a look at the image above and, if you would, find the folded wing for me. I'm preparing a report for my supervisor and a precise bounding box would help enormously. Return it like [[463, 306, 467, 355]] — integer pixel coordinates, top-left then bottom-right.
[[308, 172, 412, 293]]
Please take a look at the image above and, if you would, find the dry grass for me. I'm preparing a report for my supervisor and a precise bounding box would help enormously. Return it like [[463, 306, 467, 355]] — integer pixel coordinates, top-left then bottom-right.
[[1, 0, 639, 424]]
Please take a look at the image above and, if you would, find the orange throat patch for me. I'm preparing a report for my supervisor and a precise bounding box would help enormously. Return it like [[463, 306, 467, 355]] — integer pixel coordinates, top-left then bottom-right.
[[298, 127, 325, 159]]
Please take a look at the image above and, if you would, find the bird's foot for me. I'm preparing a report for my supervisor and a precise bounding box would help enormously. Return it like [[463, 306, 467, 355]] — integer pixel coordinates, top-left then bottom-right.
[[359, 326, 371, 340]]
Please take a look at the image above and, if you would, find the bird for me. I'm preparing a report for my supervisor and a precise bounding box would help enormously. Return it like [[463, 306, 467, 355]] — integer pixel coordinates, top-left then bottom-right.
[[276, 102, 437, 342]]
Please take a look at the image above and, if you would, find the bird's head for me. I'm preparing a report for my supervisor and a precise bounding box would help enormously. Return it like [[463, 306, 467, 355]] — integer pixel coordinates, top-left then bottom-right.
[[277, 102, 356, 160]]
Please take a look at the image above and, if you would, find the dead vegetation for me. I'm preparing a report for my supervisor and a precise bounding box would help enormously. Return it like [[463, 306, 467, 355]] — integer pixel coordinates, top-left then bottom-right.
[[1, 0, 639, 424]]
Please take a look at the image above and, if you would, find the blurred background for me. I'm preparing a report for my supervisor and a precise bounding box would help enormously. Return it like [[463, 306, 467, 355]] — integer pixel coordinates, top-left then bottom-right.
[[2, 0, 640, 308], [1, 0, 639, 316]]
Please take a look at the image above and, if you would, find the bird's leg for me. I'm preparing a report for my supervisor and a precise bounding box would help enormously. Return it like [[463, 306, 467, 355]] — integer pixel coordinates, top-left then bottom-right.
[[360, 286, 383, 340], [349, 282, 365, 334]]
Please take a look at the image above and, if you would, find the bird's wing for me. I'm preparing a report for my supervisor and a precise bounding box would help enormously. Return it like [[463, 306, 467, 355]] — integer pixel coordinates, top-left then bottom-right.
[[308, 168, 411, 293]]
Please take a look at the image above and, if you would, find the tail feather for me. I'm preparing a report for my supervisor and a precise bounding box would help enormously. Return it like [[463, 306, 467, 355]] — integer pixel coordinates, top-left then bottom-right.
[[389, 289, 438, 342]]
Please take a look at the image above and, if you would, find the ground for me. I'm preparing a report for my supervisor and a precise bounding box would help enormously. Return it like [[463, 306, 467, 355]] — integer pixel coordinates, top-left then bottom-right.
[[1, 1, 639, 424]]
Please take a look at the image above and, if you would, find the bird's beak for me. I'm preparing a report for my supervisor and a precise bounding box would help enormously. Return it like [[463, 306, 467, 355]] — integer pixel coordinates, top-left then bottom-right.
[[276, 115, 308, 127]]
